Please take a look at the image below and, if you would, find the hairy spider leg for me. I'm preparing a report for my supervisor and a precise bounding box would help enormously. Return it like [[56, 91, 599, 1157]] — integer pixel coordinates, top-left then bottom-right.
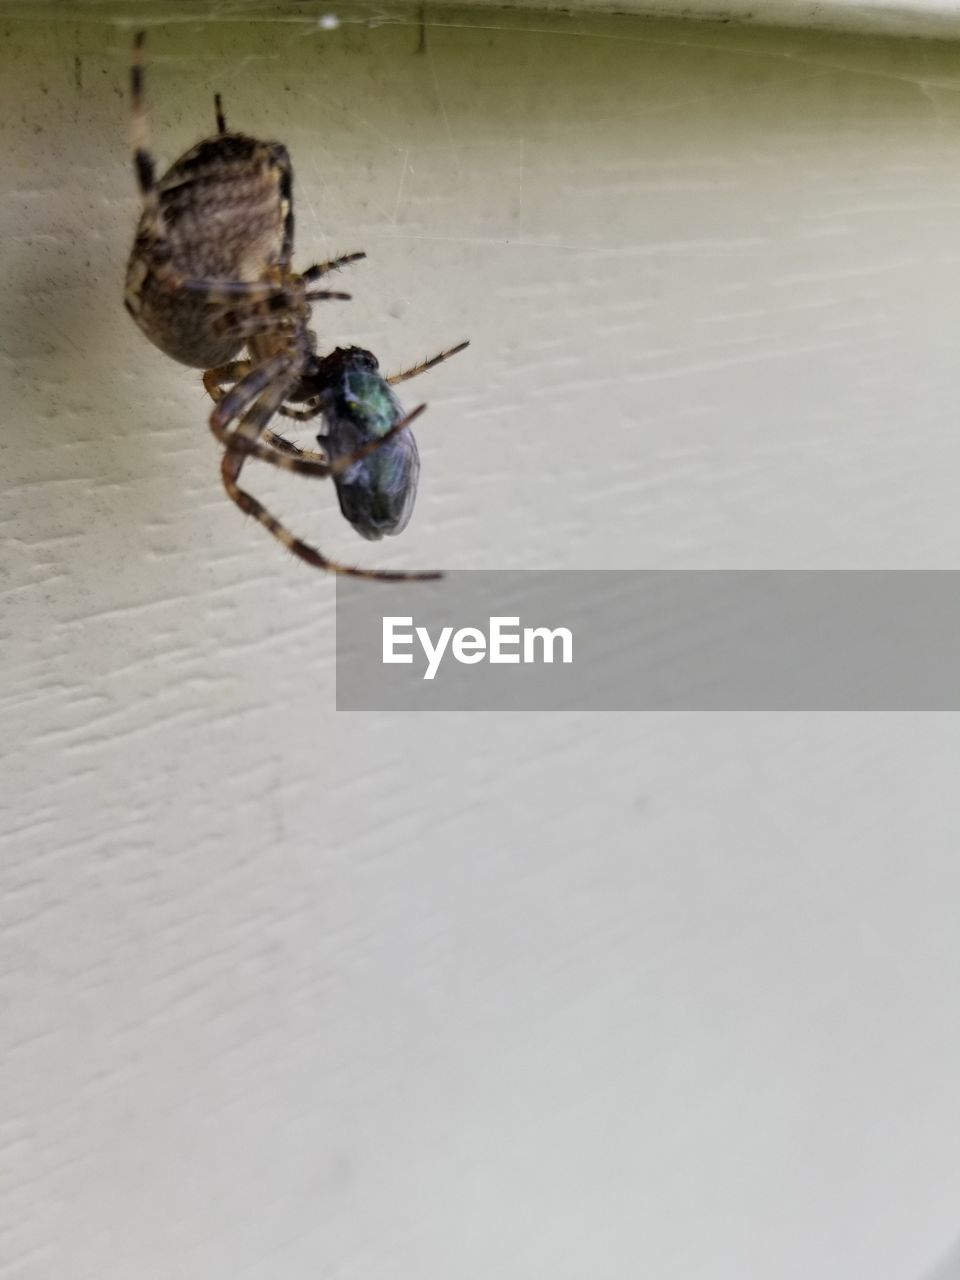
[[255, 401, 428, 475], [387, 340, 470, 385], [254, 429, 315, 456], [203, 360, 319, 460], [206, 360, 428, 476], [169, 258, 368, 326], [211, 311, 297, 342], [324, 403, 428, 475], [130, 31, 157, 211], [277, 400, 323, 423], [204, 361, 325, 456], [301, 253, 367, 281], [202, 255, 368, 320], [165, 275, 351, 305], [214, 91, 227, 135], [220, 451, 442, 581], [210, 362, 438, 579], [207, 358, 329, 473]]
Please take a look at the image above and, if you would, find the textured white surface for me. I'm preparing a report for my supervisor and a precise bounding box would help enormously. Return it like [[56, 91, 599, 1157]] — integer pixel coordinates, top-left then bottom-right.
[[498, 0, 960, 40], [3, 9, 960, 1280], [456, 0, 960, 40]]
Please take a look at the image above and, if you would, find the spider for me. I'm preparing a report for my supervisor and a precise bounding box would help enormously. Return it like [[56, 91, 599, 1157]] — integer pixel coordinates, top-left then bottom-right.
[[125, 31, 469, 581]]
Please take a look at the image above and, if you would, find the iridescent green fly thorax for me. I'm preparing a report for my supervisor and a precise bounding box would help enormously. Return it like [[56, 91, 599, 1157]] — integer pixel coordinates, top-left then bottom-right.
[[312, 347, 420, 541], [341, 363, 403, 438]]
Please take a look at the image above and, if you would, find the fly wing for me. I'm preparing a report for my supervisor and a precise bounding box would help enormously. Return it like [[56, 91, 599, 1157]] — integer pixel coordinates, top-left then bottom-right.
[[333, 431, 420, 541]]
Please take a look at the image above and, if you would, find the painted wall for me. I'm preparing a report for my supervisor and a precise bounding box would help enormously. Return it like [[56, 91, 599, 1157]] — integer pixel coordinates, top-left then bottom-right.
[[3, 8, 960, 1279]]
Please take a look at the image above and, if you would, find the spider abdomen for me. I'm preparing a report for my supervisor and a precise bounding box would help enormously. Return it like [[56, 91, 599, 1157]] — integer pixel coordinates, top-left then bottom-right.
[[154, 136, 290, 282], [125, 134, 292, 368]]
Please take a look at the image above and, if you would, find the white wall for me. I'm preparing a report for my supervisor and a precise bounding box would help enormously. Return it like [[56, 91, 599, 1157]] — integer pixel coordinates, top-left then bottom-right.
[[3, 8, 960, 1279], [454, 0, 960, 39]]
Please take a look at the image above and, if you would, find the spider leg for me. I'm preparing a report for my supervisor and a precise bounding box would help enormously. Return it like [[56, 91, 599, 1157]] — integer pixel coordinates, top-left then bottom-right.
[[273, 400, 334, 460], [207, 361, 425, 477], [258, 430, 297, 455], [386, 340, 470, 386], [214, 91, 227, 134], [262, 432, 329, 461], [270, 407, 330, 463], [207, 363, 441, 578], [274, 141, 295, 270], [252, 404, 429, 475], [208, 353, 298, 450], [209, 355, 334, 476], [301, 253, 367, 282], [277, 400, 323, 423], [204, 362, 330, 465], [259, 430, 309, 456], [203, 360, 251, 403], [220, 450, 442, 581], [326, 404, 428, 477], [224, 401, 429, 477], [130, 32, 157, 208], [158, 274, 350, 306], [207, 359, 298, 454], [207, 355, 293, 450], [264, 432, 331, 461], [211, 311, 296, 341], [221, 389, 428, 477]]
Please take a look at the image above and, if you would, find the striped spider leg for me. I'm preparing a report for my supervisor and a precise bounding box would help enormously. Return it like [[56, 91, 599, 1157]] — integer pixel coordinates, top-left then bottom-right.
[[204, 348, 433, 581], [202, 341, 469, 579]]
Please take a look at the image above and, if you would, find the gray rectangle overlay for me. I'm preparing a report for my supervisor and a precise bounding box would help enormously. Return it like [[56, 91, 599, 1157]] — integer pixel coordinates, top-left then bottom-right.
[[336, 571, 960, 711]]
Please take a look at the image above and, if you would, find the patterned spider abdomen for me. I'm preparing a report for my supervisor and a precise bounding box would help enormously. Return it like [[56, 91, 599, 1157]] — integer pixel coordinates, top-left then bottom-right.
[[317, 348, 421, 540], [125, 133, 292, 368]]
